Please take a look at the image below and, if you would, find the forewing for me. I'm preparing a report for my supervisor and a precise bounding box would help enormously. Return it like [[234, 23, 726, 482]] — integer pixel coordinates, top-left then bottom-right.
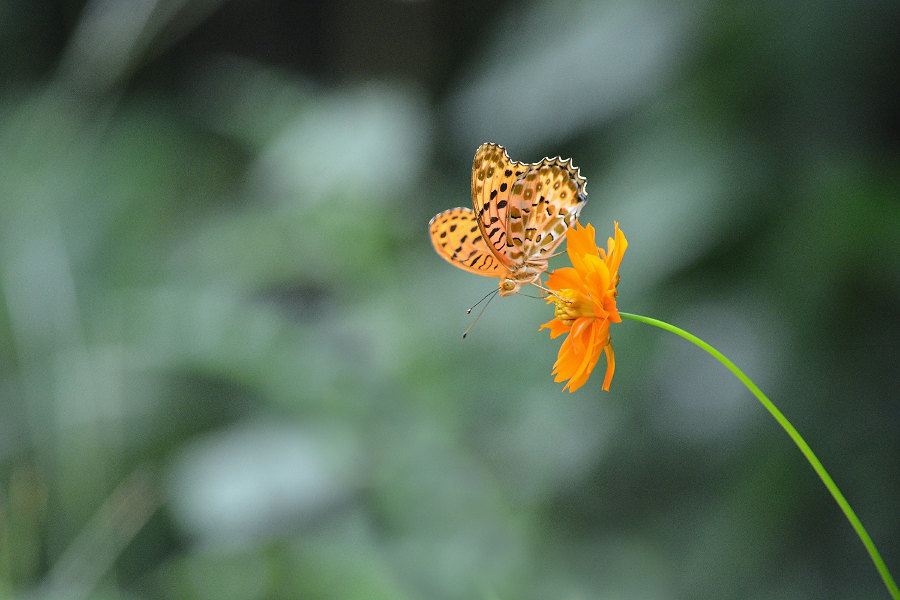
[[470, 143, 529, 267], [429, 207, 508, 278], [505, 157, 588, 267]]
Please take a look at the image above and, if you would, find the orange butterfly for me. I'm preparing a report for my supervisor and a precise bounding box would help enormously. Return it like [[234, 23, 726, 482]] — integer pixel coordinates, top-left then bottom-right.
[[429, 142, 587, 296]]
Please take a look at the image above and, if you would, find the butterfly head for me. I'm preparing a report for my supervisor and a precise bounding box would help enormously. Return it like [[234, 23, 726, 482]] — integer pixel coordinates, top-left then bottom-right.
[[499, 263, 546, 297], [498, 278, 520, 297]]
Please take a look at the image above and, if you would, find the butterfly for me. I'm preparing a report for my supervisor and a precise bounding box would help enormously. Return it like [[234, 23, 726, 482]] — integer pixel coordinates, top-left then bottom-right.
[[429, 142, 587, 297]]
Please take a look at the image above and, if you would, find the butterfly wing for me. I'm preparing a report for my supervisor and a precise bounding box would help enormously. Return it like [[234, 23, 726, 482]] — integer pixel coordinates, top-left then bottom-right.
[[430, 143, 588, 287], [470, 143, 529, 267], [505, 157, 588, 268], [429, 207, 509, 278]]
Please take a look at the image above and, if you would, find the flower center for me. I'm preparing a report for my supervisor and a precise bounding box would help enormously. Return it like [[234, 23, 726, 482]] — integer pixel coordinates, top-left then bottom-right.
[[552, 289, 595, 322]]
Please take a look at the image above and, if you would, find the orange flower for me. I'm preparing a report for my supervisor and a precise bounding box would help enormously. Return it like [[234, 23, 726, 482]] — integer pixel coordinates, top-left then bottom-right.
[[540, 222, 628, 392]]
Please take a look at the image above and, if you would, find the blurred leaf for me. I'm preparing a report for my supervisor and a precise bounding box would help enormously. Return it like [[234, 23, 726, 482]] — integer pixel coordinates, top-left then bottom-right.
[[445, 0, 695, 153], [167, 421, 361, 542]]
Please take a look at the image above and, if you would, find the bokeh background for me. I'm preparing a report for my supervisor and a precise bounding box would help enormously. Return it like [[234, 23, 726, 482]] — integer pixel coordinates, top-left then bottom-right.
[[1, 1, 898, 599]]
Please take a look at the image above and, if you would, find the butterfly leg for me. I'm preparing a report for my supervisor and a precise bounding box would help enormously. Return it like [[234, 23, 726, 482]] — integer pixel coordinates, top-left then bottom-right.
[[528, 278, 568, 303]]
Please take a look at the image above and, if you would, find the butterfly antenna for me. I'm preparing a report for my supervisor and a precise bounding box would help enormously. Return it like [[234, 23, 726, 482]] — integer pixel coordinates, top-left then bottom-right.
[[462, 290, 498, 339], [466, 289, 497, 314]]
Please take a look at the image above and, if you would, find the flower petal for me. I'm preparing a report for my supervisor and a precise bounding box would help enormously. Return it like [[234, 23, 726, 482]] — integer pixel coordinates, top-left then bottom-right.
[[601, 343, 615, 391], [540, 317, 571, 338], [606, 222, 628, 275], [562, 320, 606, 392], [566, 223, 600, 275], [565, 223, 596, 259], [546, 267, 582, 293]]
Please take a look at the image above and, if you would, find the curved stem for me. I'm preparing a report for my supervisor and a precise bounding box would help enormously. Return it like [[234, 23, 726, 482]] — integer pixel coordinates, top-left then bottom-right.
[[619, 312, 899, 599]]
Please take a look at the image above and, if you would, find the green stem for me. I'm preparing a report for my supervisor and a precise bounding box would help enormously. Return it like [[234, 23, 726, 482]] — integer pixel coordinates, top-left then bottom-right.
[[619, 312, 899, 599]]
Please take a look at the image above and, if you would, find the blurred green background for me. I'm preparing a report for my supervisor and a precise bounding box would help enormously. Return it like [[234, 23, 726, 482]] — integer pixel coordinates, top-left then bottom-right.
[[1, 1, 898, 599]]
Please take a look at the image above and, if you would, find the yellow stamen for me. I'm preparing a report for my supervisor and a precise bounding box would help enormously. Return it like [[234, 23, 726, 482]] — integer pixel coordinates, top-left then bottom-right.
[[552, 289, 594, 323]]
